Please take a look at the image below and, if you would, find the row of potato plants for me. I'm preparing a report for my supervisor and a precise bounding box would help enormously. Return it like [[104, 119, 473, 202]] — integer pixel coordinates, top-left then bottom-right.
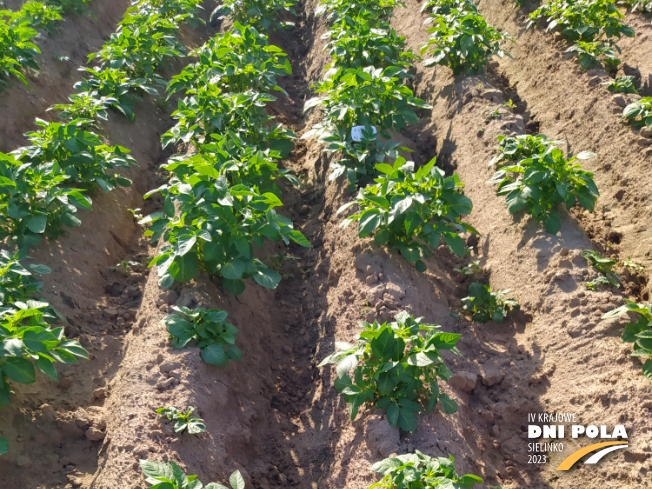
[[304, 0, 478, 270], [140, 21, 311, 296], [0, 0, 93, 89], [0, 0, 208, 457], [527, 0, 634, 71], [134, 1, 486, 487], [302, 2, 479, 482], [488, 134, 652, 382]]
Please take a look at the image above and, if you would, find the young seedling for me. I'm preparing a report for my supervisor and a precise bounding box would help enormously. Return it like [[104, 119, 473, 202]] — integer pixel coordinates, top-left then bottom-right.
[[110, 260, 140, 277], [504, 99, 517, 111], [0, 437, 6, 456], [318, 311, 461, 432], [623, 97, 652, 130], [485, 107, 502, 123], [453, 261, 482, 276], [140, 459, 247, 489], [605, 75, 638, 94], [369, 451, 483, 488], [623, 257, 644, 270], [462, 282, 518, 323], [156, 406, 206, 435], [583, 250, 621, 290], [162, 307, 241, 367], [602, 300, 652, 383]]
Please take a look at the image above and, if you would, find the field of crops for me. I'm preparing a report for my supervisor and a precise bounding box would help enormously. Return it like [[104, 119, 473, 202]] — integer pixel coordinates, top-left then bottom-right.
[[0, 0, 651, 487]]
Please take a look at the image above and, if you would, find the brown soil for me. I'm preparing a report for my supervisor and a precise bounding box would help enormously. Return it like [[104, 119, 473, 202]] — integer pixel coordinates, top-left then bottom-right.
[[1, 1, 651, 489]]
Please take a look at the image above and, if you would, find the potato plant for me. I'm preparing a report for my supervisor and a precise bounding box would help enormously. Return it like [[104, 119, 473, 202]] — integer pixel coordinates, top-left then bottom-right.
[[0, 301, 88, 407], [141, 460, 247, 489], [338, 157, 476, 270], [605, 75, 638, 94], [0, 250, 51, 309], [162, 307, 241, 366], [318, 311, 461, 432], [0, 151, 93, 250], [421, 5, 513, 75], [488, 140, 599, 234], [315, 0, 405, 23], [462, 282, 518, 323], [582, 250, 620, 290], [69, 0, 203, 122], [488, 134, 561, 169], [602, 300, 652, 382], [167, 23, 292, 97], [369, 452, 483, 489], [211, 0, 297, 30], [623, 97, 652, 130], [528, 0, 634, 70], [144, 27, 309, 294], [565, 39, 621, 71], [303, 67, 429, 185], [156, 406, 206, 434], [17, 119, 135, 191], [322, 21, 416, 73]]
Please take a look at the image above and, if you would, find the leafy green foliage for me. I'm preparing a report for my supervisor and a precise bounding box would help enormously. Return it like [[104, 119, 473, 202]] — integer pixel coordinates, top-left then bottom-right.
[[528, 0, 634, 70], [304, 67, 429, 186], [489, 134, 561, 169], [318, 311, 461, 432], [421, 3, 512, 75], [142, 27, 309, 294], [488, 135, 599, 234], [0, 437, 7, 456], [140, 459, 247, 489], [0, 250, 51, 309], [462, 282, 518, 323], [162, 306, 241, 367], [156, 406, 207, 434], [338, 157, 476, 270], [623, 97, 652, 130], [315, 0, 405, 23], [0, 20, 40, 87], [602, 300, 652, 383], [0, 151, 93, 250], [323, 21, 416, 73], [619, 0, 652, 12], [369, 451, 483, 489], [167, 23, 292, 98], [0, 301, 88, 407], [453, 260, 481, 276], [583, 250, 620, 290], [565, 39, 621, 71], [211, 0, 296, 30], [605, 75, 638, 94], [65, 0, 204, 122], [17, 119, 135, 190]]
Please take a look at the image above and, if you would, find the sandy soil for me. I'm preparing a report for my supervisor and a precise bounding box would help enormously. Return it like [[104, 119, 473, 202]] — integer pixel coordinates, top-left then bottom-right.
[[0, 0, 651, 488]]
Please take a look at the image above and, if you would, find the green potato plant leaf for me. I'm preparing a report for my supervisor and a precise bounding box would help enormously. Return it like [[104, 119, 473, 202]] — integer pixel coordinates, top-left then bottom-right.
[[141, 459, 246, 489], [420, 1, 513, 75], [582, 250, 621, 290], [602, 300, 652, 383], [162, 306, 241, 367], [488, 134, 599, 234], [527, 0, 634, 71], [369, 451, 483, 488], [318, 311, 462, 431], [156, 406, 207, 435], [461, 282, 519, 323], [339, 156, 477, 270]]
